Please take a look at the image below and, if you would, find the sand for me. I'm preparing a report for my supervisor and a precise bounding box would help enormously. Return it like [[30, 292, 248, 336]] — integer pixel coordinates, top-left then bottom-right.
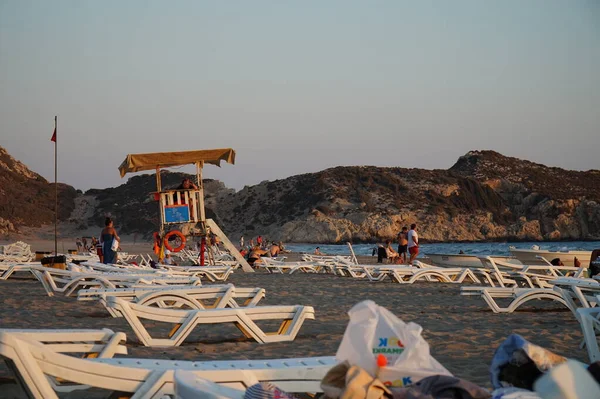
[[0, 247, 587, 397]]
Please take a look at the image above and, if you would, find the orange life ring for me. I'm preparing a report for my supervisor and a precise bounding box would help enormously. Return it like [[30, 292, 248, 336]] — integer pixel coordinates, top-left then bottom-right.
[[164, 230, 186, 253]]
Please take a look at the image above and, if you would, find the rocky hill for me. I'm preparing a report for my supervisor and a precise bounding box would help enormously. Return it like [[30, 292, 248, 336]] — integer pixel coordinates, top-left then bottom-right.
[[211, 150, 600, 243], [0, 146, 77, 236], [1, 146, 599, 243]]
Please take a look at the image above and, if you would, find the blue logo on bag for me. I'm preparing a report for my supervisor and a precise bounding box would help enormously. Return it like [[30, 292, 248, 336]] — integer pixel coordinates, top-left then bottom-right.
[[373, 337, 404, 355]]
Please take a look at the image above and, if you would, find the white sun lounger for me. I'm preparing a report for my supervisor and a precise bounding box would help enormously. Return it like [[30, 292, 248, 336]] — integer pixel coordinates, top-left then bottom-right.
[[0, 328, 336, 398], [363, 262, 481, 284], [577, 294, 600, 363], [0, 241, 35, 263], [106, 297, 315, 347], [0, 263, 43, 280], [77, 284, 266, 317], [158, 265, 235, 282], [551, 277, 600, 316], [31, 268, 201, 297], [460, 286, 568, 313], [476, 257, 586, 289], [258, 258, 319, 274]]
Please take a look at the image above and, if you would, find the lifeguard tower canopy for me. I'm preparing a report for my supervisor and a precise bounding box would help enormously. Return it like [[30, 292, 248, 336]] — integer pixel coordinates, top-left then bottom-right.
[[118, 148, 235, 178], [117, 147, 235, 225]]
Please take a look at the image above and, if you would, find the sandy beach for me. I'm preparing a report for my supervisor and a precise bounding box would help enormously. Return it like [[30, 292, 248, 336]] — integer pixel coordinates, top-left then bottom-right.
[[0, 244, 587, 397]]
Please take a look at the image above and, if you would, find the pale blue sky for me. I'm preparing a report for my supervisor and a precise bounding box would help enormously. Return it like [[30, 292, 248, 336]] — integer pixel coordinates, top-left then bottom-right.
[[1, 1, 598, 191]]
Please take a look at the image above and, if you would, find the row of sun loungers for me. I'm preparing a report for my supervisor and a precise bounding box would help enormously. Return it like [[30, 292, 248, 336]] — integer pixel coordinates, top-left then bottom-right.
[[0, 256, 317, 348]]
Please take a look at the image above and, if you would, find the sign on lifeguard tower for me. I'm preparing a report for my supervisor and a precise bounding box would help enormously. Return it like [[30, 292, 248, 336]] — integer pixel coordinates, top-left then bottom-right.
[[164, 204, 190, 224]]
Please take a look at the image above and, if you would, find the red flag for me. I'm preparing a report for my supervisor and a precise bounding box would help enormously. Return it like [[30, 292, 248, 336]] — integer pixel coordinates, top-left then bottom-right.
[[51, 126, 56, 142]]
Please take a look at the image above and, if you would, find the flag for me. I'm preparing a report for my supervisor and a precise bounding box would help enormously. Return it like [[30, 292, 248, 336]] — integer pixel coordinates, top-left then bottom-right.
[[51, 126, 56, 142]]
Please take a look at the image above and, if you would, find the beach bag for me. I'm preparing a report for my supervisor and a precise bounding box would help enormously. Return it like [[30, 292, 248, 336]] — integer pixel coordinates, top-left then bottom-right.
[[111, 238, 119, 252], [336, 300, 451, 388]]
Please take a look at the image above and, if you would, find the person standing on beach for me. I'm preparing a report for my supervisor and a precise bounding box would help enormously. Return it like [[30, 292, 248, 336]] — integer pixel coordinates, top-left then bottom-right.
[[75, 238, 82, 252], [397, 226, 409, 264], [256, 235, 263, 248], [408, 223, 419, 264], [240, 236, 244, 249], [100, 217, 120, 264]]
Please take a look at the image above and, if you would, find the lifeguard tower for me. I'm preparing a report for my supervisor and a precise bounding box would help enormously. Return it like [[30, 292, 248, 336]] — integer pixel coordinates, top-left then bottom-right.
[[118, 148, 253, 272]]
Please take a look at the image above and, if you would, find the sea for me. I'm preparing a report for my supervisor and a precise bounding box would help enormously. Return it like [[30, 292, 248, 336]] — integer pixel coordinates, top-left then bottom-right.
[[285, 241, 600, 257]]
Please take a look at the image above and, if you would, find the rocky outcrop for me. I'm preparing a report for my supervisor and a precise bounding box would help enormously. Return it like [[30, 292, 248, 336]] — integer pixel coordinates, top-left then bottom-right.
[[0, 217, 16, 237], [210, 151, 600, 243], [0, 146, 77, 230]]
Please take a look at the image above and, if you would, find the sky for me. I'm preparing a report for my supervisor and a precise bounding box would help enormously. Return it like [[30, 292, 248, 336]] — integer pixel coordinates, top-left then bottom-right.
[[1, 1, 598, 191]]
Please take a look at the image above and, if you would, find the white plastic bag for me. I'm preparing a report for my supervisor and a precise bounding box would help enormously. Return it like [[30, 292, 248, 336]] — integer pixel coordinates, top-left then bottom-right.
[[336, 300, 451, 388]]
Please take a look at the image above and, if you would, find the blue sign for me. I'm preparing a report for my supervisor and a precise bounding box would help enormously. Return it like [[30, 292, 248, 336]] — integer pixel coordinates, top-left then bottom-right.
[[164, 205, 190, 223]]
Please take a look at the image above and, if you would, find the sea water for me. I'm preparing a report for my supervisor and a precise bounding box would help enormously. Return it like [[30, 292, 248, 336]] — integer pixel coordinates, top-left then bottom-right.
[[285, 241, 600, 257]]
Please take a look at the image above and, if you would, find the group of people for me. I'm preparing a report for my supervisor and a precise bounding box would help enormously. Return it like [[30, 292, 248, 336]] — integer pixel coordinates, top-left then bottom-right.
[[238, 235, 286, 267], [239, 235, 272, 251], [75, 237, 91, 252], [377, 223, 420, 264]]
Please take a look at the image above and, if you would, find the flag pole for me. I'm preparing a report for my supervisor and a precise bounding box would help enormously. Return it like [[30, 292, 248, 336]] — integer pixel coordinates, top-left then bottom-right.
[[54, 115, 58, 256]]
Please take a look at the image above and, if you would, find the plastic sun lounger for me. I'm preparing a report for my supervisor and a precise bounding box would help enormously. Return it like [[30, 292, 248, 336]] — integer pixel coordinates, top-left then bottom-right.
[[31, 268, 201, 297], [80, 261, 168, 274], [159, 265, 235, 282], [475, 257, 549, 288], [259, 258, 319, 274], [477, 257, 587, 289], [577, 295, 600, 363], [460, 286, 568, 313], [360, 265, 412, 281], [363, 262, 481, 284], [0, 328, 336, 398], [77, 285, 266, 317], [0, 241, 35, 262], [551, 277, 600, 317], [107, 297, 315, 347], [0, 263, 44, 280]]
